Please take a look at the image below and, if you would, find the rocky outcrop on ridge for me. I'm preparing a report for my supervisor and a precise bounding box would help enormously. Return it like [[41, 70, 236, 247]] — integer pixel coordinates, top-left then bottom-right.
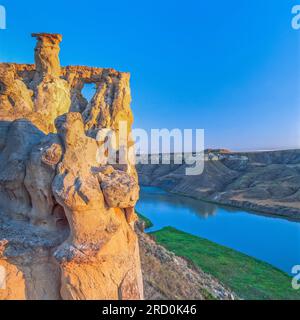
[[0, 33, 143, 300]]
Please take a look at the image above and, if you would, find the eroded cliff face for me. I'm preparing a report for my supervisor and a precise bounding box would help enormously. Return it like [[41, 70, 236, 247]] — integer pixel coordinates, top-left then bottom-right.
[[137, 150, 300, 220], [0, 33, 143, 300]]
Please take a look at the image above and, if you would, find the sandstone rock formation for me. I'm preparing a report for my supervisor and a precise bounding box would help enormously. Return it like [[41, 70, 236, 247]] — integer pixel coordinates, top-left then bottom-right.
[[0, 33, 143, 300]]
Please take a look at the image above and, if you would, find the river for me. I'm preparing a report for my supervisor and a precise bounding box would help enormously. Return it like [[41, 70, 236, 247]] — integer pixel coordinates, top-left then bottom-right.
[[136, 186, 300, 274]]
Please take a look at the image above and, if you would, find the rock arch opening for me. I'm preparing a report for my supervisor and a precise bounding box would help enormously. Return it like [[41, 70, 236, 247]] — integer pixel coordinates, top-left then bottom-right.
[[81, 82, 97, 103]]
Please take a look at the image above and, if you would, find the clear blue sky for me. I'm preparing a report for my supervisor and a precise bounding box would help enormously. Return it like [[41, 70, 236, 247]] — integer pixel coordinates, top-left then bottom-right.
[[0, 0, 299, 151]]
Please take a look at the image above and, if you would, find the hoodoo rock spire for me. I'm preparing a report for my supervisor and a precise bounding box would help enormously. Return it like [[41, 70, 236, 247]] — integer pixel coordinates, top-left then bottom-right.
[[0, 33, 143, 300]]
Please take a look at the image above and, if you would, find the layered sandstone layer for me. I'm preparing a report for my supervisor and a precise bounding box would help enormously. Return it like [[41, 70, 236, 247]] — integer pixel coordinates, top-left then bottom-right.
[[0, 33, 143, 300]]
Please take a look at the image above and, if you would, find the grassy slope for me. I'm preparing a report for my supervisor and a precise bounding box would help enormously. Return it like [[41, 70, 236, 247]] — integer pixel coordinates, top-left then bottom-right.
[[151, 227, 300, 300], [136, 211, 154, 229]]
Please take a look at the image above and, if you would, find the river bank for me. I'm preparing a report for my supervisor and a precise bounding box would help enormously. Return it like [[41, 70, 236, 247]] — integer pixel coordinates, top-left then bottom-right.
[[151, 227, 299, 300], [137, 186, 300, 274], [137, 221, 235, 300], [137, 214, 300, 300]]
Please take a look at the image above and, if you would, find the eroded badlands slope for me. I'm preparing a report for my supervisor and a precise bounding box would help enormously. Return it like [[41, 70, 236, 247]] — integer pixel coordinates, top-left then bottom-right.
[[137, 150, 300, 219]]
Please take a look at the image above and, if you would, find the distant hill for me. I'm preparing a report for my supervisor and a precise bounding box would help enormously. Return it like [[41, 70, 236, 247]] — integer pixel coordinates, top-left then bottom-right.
[[137, 149, 300, 220]]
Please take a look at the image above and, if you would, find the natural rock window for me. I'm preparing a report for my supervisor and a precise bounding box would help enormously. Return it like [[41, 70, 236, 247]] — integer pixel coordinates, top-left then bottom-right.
[[81, 82, 96, 103]]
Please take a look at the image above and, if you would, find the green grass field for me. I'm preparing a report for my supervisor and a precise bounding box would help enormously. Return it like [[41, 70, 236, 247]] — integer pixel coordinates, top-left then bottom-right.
[[150, 226, 300, 300]]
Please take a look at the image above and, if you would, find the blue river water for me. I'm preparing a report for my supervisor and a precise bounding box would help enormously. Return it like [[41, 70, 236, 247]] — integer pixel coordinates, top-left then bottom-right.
[[136, 186, 300, 274]]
